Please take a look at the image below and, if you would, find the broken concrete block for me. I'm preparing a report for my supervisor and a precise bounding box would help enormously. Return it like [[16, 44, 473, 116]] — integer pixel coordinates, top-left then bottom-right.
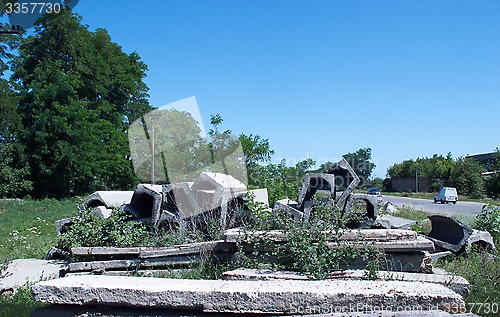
[[327, 157, 361, 209], [89, 206, 113, 219], [245, 188, 269, 208], [383, 201, 399, 214], [32, 275, 465, 313], [85, 191, 133, 209], [466, 229, 497, 253], [1, 259, 66, 296], [426, 216, 473, 253], [350, 193, 379, 219], [124, 184, 163, 225], [297, 173, 336, 210], [191, 172, 247, 192], [55, 218, 74, 235], [273, 198, 303, 221], [372, 215, 417, 230]]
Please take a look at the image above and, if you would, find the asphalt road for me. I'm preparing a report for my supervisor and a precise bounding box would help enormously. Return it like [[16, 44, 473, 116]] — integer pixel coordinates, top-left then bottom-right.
[[381, 195, 485, 217]]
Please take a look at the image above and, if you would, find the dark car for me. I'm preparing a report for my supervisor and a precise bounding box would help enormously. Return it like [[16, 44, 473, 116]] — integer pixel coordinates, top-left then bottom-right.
[[367, 188, 382, 196]]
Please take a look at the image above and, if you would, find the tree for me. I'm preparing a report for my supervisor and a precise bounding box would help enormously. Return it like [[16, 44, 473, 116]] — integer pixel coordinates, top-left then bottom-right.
[[342, 148, 376, 186], [449, 157, 485, 198], [11, 8, 151, 198]]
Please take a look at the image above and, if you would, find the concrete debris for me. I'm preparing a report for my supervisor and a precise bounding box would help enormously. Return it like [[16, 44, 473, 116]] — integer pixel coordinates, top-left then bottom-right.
[[297, 173, 336, 210], [0, 259, 66, 297], [85, 191, 133, 209], [426, 215, 473, 253], [44, 247, 71, 260], [372, 215, 417, 230], [32, 275, 465, 314], [426, 215, 496, 253], [55, 217, 74, 235], [272, 158, 379, 224], [350, 193, 379, 220], [466, 229, 497, 253], [222, 267, 470, 295], [383, 201, 399, 214], [272, 198, 303, 221], [89, 206, 113, 219]]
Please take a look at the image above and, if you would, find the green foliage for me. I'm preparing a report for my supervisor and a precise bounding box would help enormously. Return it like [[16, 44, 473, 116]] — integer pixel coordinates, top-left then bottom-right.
[[387, 153, 455, 191], [437, 253, 500, 317], [10, 8, 150, 198], [449, 157, 485, 198], [0, 142, 32, 197], [57, 208, 153, 250], [474, 205, 500, 243], [314, 148, 376, 187], [249, 158, 315, 206], [0, 198, 78, 261], [0, 282, 46, 317], [242, 203, 380, 279]]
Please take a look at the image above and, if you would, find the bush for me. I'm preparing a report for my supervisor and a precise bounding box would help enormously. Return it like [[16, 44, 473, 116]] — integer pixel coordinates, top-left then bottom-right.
[[57, 207, 153, 250], [474, 204, 500, 243], [241, 202, 380, 279]]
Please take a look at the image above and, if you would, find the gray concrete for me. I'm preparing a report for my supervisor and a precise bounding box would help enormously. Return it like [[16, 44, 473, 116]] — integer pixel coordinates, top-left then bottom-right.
[[32, 275, 465, 313], [272, 198, 303, 221], [373, 215, 417, 230], [382, 195, 484, 216], [427, 215, 473, 253], [89, 206, 113, 219], [222, 268, 470, 295], [85, 191, 133, 208], [0, 259, 66, 296], [466, 229, 497, 253]]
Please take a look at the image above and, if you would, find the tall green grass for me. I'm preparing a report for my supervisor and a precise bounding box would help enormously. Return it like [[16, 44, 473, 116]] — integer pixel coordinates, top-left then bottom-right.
[[0, 198, 78, 261]]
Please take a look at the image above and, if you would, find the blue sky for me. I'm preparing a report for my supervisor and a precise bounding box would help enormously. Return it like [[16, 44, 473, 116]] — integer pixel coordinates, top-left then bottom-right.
[[15, 1, 500, 178]]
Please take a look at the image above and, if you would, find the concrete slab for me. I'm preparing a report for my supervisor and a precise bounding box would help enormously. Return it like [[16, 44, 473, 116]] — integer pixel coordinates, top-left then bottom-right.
[[89, 206, 113, 219], [85, 191, 133, 208], [427, 216, 473, 253], [272, 199, 303, 221], [374, 215, 417, 230], [32, 275, 465, 313], [0, 259, 66, 295], [222, 268, 470, 295], [191, 172, 247, 192]]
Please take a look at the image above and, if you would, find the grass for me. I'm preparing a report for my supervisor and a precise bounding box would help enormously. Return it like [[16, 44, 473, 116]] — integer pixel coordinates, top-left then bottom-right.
[[0, 198, 79, 262], [1, 198, 499, 316], [383, 191, 500, 206], [384, 206, 499, 316]]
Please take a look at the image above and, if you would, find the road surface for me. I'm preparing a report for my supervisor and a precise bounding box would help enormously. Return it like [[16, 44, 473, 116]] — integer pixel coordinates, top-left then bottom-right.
[[381, 195, 485, 217]]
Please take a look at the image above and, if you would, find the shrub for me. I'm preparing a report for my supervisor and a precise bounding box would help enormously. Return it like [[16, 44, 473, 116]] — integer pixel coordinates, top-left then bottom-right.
[[474, 204, 500, 243]]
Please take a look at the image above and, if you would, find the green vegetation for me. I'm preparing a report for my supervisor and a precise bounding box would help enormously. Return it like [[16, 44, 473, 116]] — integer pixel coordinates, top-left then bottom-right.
[[386, 149, 500, 200], [385, 206, 499, 316], [0, 199, 77, 261], [0, 282, 46, 317], [239, 201, 381, 279]]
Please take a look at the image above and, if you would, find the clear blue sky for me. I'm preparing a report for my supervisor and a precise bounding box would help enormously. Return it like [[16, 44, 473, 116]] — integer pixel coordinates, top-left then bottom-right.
[[52, 1, 500, 177]]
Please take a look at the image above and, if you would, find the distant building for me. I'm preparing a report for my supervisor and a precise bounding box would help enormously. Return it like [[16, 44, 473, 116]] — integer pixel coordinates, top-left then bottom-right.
[[465, 152, 496, 172], [391, 178, 431, 193]]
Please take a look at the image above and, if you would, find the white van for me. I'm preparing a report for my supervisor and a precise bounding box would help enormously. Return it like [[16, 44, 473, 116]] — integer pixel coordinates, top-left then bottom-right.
[[433, 187, 458, 204]]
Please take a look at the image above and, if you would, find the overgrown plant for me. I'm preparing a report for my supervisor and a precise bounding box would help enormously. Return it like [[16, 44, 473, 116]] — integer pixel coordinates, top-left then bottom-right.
[[241, 201, 380, 279], [474, 204, 500, 245]]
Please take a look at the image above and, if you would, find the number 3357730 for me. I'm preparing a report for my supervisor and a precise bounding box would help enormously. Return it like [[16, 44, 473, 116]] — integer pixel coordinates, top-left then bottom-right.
[[5, 2, 61, 14]]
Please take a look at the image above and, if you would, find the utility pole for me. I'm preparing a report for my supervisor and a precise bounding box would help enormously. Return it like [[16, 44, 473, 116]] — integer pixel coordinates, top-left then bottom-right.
[[415, 169, 418, 193]]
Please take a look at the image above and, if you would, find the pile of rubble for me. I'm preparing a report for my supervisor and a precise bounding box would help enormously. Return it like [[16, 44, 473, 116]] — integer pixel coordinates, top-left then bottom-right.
[[2, 158, 496, 316]]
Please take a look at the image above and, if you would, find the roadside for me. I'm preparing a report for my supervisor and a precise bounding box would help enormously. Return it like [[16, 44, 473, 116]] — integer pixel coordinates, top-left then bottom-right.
[[383, 191, 500, 206]]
